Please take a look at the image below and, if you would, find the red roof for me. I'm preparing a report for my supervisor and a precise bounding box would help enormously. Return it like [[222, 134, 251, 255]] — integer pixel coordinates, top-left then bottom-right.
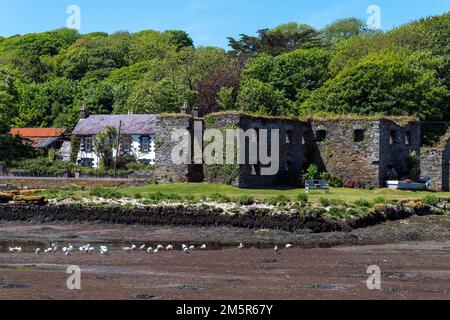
[[10, 128, 66, 138]]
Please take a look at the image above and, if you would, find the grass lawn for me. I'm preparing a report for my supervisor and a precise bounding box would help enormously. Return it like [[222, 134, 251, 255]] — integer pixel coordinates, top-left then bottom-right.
[[64, 183, 450, 203]]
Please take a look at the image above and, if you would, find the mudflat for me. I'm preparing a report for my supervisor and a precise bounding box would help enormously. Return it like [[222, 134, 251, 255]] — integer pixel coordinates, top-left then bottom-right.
[[0, 216, 449, 300]]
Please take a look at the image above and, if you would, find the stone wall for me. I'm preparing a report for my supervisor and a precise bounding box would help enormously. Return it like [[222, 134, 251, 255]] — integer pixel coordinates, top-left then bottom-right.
[[310, 119, 381, 186], [379, 120, 421, 185], [203, 113, 310, 188], [154, 114, 203, 183], [310, 118, 420, 187], [155, 112, 421, 189], [420, 134, 450, 191]]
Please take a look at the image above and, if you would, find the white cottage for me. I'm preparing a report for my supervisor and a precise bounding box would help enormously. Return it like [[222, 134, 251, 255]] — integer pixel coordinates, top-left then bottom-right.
[[72, 108, 157, 168]]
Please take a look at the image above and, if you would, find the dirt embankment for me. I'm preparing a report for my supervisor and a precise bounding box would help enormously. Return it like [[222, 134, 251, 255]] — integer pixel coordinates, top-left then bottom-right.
[[0, 203, 441, 233]]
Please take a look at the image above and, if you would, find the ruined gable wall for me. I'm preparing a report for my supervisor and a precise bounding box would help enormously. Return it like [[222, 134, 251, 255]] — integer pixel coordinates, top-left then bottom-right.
[[378, 120, 421, 185], [310, 119, 381, 186], [203, 113, 309, 187], [420, 135, 450, 191], [155, 114, 203, 183]]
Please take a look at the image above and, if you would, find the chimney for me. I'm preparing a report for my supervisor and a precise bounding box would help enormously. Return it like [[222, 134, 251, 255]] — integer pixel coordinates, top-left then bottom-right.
[[80, 105, 90, 119], [181, 102, 189, 114]]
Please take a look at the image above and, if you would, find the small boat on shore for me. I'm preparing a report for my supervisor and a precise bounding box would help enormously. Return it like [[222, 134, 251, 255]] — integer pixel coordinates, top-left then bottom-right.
[[387, 177, 432, 191]]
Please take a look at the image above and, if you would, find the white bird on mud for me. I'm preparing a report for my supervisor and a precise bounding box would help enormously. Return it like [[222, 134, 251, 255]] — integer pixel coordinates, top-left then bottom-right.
[[153, 248, 160, 254], [238, 243, 244, 250], [189, 245, 195, 251], [285, 244, 293, 249], [35, 248, 42, 255], [157, 245, 164, 250], [166, 245, 173, 251], [183, 247, 190, 254], [124, 245, 137, 252], [45, 248, 53, 254], [139, 244, 146, 251], [9, 247, 22, 253], [147, 247, 153, 254], [51, 243, 58, 252], [100, 246, 108, 255], [87, 247, 95, 254], [200, 244, 207, 250], [274, 246, 279, 252], [181, 244, 188, 250]]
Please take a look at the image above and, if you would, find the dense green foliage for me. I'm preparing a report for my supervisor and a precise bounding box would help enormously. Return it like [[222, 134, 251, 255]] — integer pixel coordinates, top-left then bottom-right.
[[0, 12, 449, 153]]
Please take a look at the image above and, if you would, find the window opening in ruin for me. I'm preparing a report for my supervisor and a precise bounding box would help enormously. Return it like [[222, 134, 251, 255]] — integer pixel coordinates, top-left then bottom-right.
[[354, 129, 365, 142]]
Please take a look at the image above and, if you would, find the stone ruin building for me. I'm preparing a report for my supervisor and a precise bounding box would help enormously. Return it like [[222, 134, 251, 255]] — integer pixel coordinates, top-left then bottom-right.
[[154, 112, 423, 189]]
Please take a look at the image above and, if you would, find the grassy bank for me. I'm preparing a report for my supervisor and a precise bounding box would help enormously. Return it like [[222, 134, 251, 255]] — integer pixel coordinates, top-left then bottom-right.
[[42, 183, 450, 204]]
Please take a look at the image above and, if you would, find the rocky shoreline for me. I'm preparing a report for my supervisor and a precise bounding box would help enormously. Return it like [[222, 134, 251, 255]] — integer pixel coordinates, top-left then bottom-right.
[[0, 202, 444, 233]]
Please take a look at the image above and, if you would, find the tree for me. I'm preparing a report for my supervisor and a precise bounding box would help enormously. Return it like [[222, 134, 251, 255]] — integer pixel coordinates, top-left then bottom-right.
[[0, 134, 36, 163], [195, 58, 245, 113], [320, 18, 369, 45], [329, 12, 450, 75], [0, 67, 18, 133], [13, 78, 80, 128], [237, 78, 291, 115], [237, 48, 331, 114], [228, 22, 321, 57], [95, 126, 118, 169], [59, 32, 130, 80], [302, 51, 449, 121], [164, 30, 194, 50], [126, 78, 196, 114]]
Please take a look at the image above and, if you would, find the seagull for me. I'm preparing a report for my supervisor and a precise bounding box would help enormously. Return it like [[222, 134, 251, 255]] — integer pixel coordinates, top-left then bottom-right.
[[45, 248, 53, 254], [9, 247, 20, 253], [189, 245, 195, 251], [131, 245, 137, 251], [139, 244, 146, 251], [157, 245, 164, 250], [274, 246, 279, 252], [285, 244, 293, 249], [100, 246, 108, 255], [200, 244, 207, 250], [181, 244, 188, 250], [183, 247, 190, 254], [153, 248, 160, 254], [35, 248, 42, 255], [147, 247, 153, 254], [88, 247, 95, 254], [124, 246, 133, 252], [238, 243, 244, 250], [166, 245, 173, 251]]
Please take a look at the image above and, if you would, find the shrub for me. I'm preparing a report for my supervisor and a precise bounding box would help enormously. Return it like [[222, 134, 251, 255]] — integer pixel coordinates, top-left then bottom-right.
[[133, 193, 143, 199], [423, 195, 439, 206], [265, 195, 290, 206], [146, 192, 182, 203], [354, 199, 372, 207], [328, 207, 347, 219], [296, 193, 309, 205], [373, 197, 390, 205], [237, 195, 256, 206], [89, 188, 124, 199], [344, 178, 367, 189], [320, 172, 343, 187], [206, 193, 232, 203], [320, 198, 345, 207], [319, 198, 331, 207], [302, 164, 320, 183]]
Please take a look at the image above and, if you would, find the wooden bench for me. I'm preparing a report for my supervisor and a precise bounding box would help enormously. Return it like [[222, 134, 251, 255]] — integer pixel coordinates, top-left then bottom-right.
[[305, 180, 330, 194]]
